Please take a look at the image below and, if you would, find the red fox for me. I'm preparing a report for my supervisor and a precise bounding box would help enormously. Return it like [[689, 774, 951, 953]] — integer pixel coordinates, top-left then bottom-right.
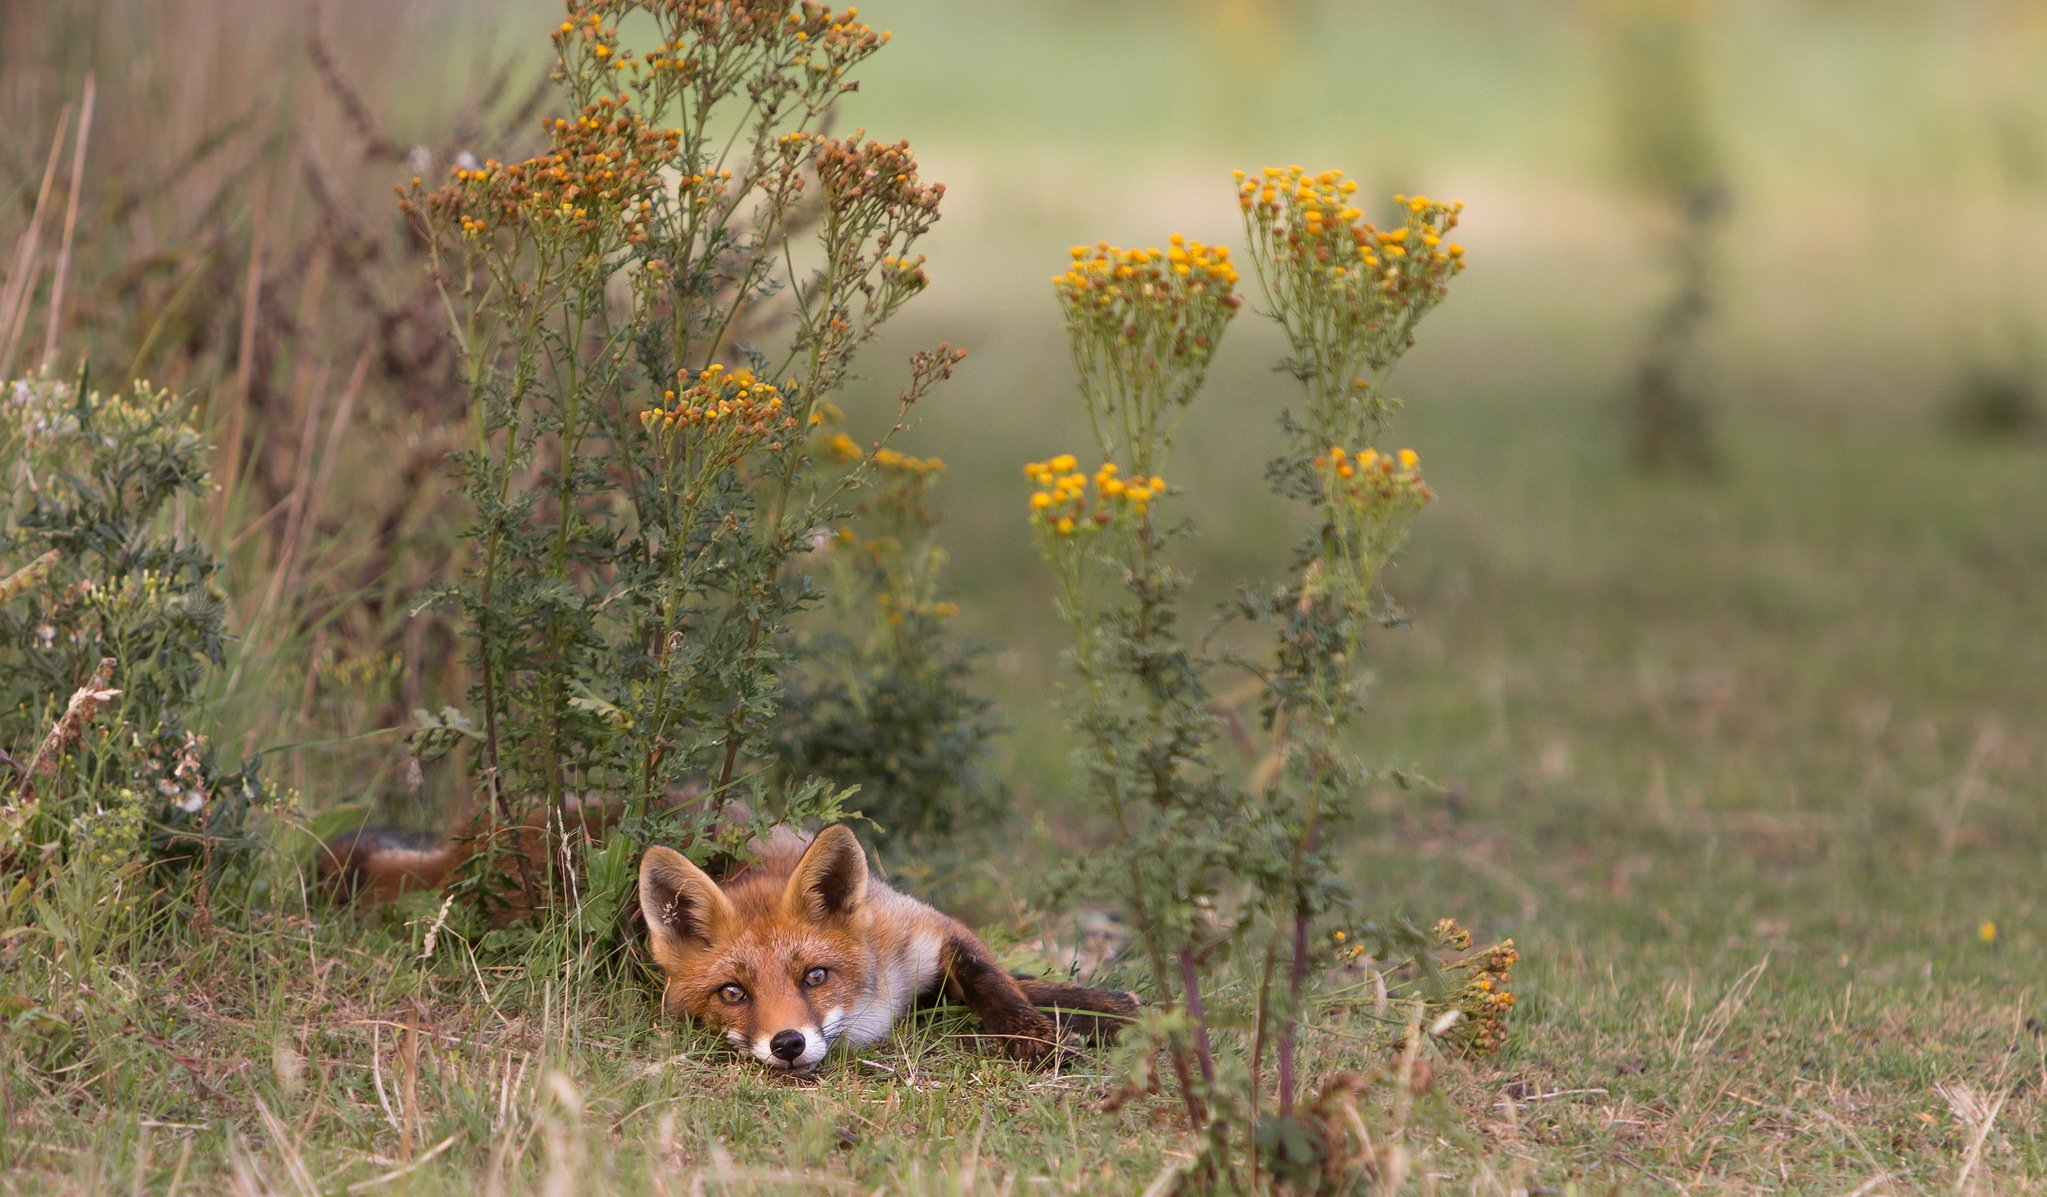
[[640, 825, 1138, 1070], [319, 815, 1139, 1070]]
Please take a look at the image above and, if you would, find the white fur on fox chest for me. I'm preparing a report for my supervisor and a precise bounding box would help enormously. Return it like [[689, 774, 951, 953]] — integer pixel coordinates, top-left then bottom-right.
[[828, 890, 945, 1047]]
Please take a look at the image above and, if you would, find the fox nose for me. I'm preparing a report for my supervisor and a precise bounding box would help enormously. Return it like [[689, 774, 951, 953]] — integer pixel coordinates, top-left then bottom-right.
[[769, 1030, 807, 1062]]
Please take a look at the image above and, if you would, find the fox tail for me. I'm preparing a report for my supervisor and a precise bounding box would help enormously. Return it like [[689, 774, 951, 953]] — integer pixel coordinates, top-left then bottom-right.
[[315, 826, 467, 903]]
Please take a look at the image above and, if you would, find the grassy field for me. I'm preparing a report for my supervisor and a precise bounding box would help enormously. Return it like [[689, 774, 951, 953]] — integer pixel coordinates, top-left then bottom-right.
[[5, 0, 2047, 1193], [6, 396, 2040, 1193]]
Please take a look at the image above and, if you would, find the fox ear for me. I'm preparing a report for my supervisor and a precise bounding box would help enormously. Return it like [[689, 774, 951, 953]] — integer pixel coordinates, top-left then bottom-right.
[[782, 825, 868, 921], [640, 846, 734, 968]]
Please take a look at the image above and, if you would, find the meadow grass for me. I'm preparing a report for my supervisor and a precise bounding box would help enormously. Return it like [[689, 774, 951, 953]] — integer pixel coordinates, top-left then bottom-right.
[[6, 383, 2041, 1194]]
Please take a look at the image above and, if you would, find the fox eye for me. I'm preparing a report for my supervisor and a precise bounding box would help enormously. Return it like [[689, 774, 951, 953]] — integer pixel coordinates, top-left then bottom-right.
[[716, 983, 748, 1005], [802, 966, 829, 988]]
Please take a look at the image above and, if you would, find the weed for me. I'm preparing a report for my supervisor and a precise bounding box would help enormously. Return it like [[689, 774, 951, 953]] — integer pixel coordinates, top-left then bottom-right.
[[400, 1, 989, 938], [1025, 171, 1504, 1189]]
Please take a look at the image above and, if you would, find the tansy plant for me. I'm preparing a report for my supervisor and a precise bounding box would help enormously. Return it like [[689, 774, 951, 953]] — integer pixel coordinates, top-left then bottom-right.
[[1029, 169, 1516, 1191], [401, 1, 983, 940]]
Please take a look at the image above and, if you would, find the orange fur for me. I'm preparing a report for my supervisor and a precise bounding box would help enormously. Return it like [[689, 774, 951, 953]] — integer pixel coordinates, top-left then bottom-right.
[[319, 812, 1139, 1071], [314, 794, 627, 912], [642, 825, 1140, 1073]]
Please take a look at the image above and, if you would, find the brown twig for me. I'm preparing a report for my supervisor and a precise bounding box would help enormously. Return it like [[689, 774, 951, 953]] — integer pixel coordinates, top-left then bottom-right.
[[3, 658, 120, 880], [306, 3, 408, 162], [14, 657, 120, 805]]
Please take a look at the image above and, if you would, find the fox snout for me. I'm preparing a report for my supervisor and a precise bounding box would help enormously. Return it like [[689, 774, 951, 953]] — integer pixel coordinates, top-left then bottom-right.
[[747, 1023, 828, 1072]]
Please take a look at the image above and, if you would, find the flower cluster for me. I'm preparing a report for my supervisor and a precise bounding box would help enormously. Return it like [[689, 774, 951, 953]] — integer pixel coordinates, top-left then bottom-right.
[[144, 730, 212, 816], [407, 97, 678, 243], [1052, 237, 1241, 473], [1437, 936, 1519, 1058], [820, 434, 951, 617], [65, 784, 148, 874], [639, 365, 796, 455], [4, 377, 81, 443], [552, 2, 888, 104], [1314, 445, 1432, 606], [1238, 169, 1463, 298], [871, 447, 944, 476], [1239, 167, 1467, 444], [780, 3, 891, 86], [5, 377, 204, 464], [79, 569, 186, 630], [872, 591, 958, 625], [1314, 445, 1433, 505], [1054, 236, 1241, 300], [664, 2, 887, 61], [879, 254, 930, 290], [816, 134, 944, 239], [552, 8, 633, 78], [1023, 456, 1165, 538]]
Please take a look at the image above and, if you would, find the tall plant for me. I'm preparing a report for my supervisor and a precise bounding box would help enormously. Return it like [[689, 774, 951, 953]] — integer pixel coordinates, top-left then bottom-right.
[[1029, 171, 1515, 1190], [402, 1, 966, 932]]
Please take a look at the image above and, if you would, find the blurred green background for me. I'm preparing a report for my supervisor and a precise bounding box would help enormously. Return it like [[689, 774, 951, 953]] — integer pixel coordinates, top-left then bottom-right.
[[8, 0, 2043, 835]]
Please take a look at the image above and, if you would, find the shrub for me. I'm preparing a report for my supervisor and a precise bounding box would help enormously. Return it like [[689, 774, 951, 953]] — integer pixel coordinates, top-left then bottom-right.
[[1598, 0, 1725, 472], [0, 375, 267, 924]]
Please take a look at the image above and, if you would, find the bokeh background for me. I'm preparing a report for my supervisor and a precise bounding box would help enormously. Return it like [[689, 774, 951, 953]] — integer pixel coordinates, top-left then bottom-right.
[[7, 0, 2042, 851]]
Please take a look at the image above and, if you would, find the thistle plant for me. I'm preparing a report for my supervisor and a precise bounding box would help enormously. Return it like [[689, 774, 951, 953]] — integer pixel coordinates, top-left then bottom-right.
[[0, 376, 268, 924], [1030, 171, 1510, 1190], [401, 1, 971, 937]]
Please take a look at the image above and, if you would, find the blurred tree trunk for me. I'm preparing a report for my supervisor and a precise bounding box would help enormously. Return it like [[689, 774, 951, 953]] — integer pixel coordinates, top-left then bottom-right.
[[1597, 0, 1725, 474]]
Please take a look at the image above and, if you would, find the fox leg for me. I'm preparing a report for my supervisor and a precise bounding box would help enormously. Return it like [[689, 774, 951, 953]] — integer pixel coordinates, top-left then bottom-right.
[[938, 929, 1068, 1063], [1013, 979, 1142, 1044]]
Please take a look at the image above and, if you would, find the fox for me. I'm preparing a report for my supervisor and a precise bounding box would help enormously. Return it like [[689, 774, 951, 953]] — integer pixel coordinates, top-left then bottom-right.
[[318, 811, 1140, 1071], [639, 824, 1140, 1071]]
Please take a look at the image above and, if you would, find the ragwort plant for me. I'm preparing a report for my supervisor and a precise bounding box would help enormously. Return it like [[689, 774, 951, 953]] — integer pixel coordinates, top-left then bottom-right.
[[0, 375, 269, 929], [401, 1, 976, 942], [1029, 171, 1516, 1190]]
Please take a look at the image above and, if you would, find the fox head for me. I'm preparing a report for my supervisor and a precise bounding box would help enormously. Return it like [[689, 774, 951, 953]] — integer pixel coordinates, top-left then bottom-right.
[[639, 825, 872, 1074]]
